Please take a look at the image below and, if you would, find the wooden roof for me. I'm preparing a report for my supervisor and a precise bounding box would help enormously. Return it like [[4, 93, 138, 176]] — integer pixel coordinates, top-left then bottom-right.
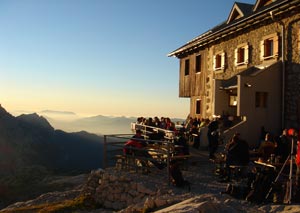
[[168, 0, 297, 58]]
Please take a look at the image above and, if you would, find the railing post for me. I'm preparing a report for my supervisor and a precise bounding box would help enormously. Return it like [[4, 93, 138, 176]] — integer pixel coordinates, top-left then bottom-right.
[[103, 135, 107, 169], [167, 140, 171, 186]]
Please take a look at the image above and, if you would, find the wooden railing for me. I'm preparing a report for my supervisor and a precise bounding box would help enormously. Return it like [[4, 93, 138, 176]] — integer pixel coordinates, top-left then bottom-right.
[[130, 122, 176, 140], [103, 133, 190, 186]]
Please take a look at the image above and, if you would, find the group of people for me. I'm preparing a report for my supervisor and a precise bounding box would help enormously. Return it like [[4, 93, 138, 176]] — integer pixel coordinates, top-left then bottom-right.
[[135, 116, 223, 159], [125, 116, 300, 202], [218, 128, 300, 203], [220, 128, 294, 171], [257, 128, 292, 163], [184, 116, 221, 159], [135, 116, 181, 132]]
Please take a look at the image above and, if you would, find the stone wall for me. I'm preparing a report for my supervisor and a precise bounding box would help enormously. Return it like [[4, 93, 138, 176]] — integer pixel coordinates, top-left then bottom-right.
[[82, 168, 183, 212], [285, 17, 300, 128]]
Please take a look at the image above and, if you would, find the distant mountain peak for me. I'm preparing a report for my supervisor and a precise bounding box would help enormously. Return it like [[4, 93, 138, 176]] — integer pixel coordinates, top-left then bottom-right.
[[17, 113, 54, 131], [0, 104, 14, 119]]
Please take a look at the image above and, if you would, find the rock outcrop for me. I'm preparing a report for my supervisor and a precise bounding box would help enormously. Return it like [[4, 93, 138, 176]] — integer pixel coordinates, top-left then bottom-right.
[[81, 168, 187, 212]]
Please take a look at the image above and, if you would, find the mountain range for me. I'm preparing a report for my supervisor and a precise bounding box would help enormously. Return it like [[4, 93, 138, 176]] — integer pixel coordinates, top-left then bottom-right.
[[0, 105, 104, 175], [0, 105, 186, 208], [43, 114, 137, 135], [39, 111, 185, 135], [1, 105, 185, 176]]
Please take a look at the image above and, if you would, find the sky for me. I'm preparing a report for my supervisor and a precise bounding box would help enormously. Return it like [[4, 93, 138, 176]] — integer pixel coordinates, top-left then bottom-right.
[[0, 0, 255, 119]]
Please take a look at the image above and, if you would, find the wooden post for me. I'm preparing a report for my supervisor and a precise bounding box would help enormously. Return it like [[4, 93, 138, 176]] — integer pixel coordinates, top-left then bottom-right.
[[167, 140, 171, 186]]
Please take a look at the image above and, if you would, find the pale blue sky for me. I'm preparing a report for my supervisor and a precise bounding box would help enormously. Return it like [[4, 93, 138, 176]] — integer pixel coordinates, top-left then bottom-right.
[[0, 0, 254, 118]]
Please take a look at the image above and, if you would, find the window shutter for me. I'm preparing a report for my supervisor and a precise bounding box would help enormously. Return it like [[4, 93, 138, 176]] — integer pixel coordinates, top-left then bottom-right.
[[245, 44, 249, 64], [234, 48, 238, 66], [221, 52, 225, 69], [298, 28, 300, 51], [273, 35, 279, 57], [213, 55, 216, 70], [260, 40, 265, 61]]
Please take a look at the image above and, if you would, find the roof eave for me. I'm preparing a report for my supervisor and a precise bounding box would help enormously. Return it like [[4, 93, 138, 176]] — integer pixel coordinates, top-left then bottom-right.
[[168, 0, 297, 58]]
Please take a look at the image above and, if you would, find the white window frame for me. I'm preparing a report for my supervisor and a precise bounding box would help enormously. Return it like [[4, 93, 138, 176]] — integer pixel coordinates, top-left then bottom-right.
[[260, 33, 279, 61], [234, 43, 249, 66], [213, 51, 225, 71]]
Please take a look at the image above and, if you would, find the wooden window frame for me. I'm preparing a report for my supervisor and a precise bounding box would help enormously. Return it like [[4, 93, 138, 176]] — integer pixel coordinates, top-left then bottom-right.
[[184, 59, 190, 76], [195, 54, 202, 73], [196, 99, 201, 114], [255, 92, 268, 108]]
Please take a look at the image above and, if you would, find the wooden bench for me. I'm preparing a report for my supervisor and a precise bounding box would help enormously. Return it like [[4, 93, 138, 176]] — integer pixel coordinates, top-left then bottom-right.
[[115, 154, 157, 173], [171, 154, 191, 160]]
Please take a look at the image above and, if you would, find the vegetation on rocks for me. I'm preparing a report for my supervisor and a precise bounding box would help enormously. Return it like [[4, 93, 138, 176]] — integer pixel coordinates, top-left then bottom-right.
[[1, 194, 93, 213]]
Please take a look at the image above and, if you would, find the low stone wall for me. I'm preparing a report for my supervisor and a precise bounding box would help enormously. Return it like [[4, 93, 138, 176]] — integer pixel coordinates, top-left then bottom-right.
[[82, 168, 181, 212]]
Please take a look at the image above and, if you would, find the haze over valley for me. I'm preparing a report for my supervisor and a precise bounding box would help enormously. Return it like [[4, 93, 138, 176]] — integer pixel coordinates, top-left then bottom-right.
[[39, 110, 136, 135]]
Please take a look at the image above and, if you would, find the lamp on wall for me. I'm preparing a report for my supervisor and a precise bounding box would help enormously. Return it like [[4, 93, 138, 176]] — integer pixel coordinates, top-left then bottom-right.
[[244, 83, 252, 88]]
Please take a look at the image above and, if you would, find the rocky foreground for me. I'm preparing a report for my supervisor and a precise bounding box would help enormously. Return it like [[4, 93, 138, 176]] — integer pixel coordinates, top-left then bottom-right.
[[1, 149, 300, 213]]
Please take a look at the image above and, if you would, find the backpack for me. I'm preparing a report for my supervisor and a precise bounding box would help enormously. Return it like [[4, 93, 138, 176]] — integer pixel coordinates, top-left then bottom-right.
[[170, 161, 190, 191]]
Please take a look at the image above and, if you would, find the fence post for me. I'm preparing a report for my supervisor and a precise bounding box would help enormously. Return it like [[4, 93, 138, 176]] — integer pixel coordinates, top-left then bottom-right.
[[167, 140, 171, 186]]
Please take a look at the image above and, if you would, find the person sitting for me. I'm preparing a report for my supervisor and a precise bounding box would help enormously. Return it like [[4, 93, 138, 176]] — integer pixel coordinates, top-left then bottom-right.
[[220, 133, 250, 182], [123, 129, 165, 170], [123, 129, 147, 162], [258, 133, 275, 162]]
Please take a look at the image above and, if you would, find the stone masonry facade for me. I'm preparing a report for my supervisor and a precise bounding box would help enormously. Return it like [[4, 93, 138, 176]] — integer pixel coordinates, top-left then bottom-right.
[[176, 2, 300, 130]]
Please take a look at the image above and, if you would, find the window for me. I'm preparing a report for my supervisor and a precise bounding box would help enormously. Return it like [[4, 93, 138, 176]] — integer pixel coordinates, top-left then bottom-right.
[[255, 92, 268, 108], [234, 43, 249, 66], [195, 55, 202, 73], [184, 59, 190, 75], [213, 52, 225, 71], [260, 33, 279, 61], [229, 95, 237, 106], [196, 99, 201, 114], [265, 39, 274, 56]]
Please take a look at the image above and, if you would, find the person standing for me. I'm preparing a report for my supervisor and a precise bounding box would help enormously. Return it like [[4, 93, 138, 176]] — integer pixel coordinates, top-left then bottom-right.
[[207, 117, 219, 160]]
